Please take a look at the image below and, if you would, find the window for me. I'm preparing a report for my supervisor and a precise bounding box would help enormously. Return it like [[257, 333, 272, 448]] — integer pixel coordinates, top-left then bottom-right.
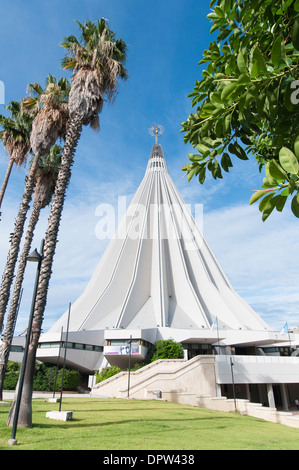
[[38, 341, 103, 352], [39, 342, 60, 349], [10, 345, 23, 352]]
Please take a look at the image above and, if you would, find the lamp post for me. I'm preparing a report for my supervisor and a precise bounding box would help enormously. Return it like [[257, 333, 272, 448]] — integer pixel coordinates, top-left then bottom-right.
[[127, 335, 132, 398], [8, 240, 44, 446], [59, 302, 71, 411], [230, 356, 237, 412]]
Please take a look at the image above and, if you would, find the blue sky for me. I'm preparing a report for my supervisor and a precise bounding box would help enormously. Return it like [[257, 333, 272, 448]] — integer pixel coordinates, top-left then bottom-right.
[[0, 0, 299, 335]]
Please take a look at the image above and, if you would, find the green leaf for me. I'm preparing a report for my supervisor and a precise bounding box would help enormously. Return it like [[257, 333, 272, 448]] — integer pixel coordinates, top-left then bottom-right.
[[262, 196, 278, 221], [249, 189, 271, 205], [187, 166, 198, 182], [250, 61, 259, 78], [261, 175, 278, 188], [245, 84, 259, 105], [275, 194, 287, 212], [210, 92, 223, 105], [259, 192, 275, 212], [294, 136, 299, 159], [223, 113, 232, 133], [221, 82, 238, 101], [211, 160, 222, 179], [292, 18, 299, 51], [252, 46, 267, 74], [196, 143, 210, 154], [207, 12, 218, 19], [291, 192, 299, 217], [228, 142, 248, 160], [279, 147, 299, 174], [266, 160, 287, 182], [237, 51, 247, 74], [220, 152, 233, 172], [215, 119, 223, 138], [188, 154, 205, 162], [271, 36, 282, 67], [214, 6, 224, 17], [198, 166, 206, 184], [238, 73, 250, 84]]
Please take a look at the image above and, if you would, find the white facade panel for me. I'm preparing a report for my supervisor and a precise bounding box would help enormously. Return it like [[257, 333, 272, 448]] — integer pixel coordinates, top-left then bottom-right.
[[216, 355, 299, 384]]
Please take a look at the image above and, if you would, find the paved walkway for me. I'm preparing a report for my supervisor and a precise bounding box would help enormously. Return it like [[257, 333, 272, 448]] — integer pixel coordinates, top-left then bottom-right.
[[2, 390, 91, 400]]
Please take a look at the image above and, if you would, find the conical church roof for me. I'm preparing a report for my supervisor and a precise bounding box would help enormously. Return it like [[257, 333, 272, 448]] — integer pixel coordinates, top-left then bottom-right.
[[48, 141, 271, 336]]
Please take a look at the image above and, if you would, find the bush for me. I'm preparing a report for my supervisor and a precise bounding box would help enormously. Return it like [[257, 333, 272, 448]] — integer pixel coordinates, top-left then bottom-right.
[[95, 366, 121, 384], [3, 361, 81, 392], [55, 369, 82, 391], [3, 361, 20, 390], [151, 339, 184, 362]]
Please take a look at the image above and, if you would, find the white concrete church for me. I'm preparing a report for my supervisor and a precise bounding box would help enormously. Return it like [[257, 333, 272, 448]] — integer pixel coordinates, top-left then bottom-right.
[[32, 127, 299, 411]]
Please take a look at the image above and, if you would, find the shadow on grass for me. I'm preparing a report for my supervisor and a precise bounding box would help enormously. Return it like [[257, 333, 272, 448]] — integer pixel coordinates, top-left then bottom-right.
[[31, 413, 237, 431]]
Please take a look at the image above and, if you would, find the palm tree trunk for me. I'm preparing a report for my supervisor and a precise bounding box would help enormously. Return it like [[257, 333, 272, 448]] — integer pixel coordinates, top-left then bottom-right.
[[6, 345, 35, 427], [0, 154, 39, 334], [6, 115, 82, 427], [0, 159, 14, 208], [0, 201, 41, 401]]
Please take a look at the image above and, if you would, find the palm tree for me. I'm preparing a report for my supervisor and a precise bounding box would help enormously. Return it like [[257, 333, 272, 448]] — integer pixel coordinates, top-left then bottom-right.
[[6, 18, 128, 428], [0, 145, 61, 401], [0, 101, 31, 208], [0, 75, 70, 338], [23, 74, 70, 157]]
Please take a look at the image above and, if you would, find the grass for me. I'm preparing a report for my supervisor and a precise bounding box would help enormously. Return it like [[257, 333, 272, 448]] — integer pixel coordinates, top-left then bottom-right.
[[1, 397, 299, 450]]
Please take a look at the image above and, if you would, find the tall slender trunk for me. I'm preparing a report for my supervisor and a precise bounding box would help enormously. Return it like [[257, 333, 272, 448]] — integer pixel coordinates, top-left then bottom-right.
[[0, 201, 41, 400], [6, 115, 82, 428], [0, 154, 39, 334], [0, 159, 14, 208]]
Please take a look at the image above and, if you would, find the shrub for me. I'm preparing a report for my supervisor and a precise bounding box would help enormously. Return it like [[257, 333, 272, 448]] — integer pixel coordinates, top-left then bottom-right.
[[55, 369, 81, 391], [3, 361, 81, 391], [3, 361, 21, 390], [151, 339, 184, 362], [95, 366, 121, 384]]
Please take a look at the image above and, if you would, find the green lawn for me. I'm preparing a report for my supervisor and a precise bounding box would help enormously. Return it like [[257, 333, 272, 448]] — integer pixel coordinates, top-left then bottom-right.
[[1, 398, 299, 450]]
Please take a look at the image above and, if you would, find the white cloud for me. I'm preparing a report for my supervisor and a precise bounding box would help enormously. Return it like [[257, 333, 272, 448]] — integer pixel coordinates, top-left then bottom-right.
[[202, 203, 299, 331]]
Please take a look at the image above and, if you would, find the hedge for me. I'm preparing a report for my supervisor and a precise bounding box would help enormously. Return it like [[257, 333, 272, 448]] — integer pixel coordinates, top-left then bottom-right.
[[3, 361, 81, 392]]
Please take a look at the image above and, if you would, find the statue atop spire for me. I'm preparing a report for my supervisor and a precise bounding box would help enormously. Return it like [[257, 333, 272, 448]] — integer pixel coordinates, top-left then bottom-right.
[[149, 124, 163, 144]]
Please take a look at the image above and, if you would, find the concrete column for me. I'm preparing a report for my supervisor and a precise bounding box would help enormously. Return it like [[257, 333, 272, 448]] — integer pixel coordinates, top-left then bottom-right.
[[281, 383, 289, 411], [216, 383, 222, 397], [245, 383, 251, 401], [267, 384, 276, 408]]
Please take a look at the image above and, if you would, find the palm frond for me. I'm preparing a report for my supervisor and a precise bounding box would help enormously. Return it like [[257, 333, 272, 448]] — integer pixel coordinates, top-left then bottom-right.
[[26, 82, 44, 97]]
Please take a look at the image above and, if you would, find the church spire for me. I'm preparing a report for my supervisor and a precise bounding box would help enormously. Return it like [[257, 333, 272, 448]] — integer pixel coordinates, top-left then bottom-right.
[[149, 124, 163, 145]]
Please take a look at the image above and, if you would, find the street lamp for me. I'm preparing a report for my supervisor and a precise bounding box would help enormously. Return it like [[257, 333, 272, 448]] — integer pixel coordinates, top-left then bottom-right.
[[230, 356, 237, 412], [8, 240, 44, 446], [127, 335, 132, 398]]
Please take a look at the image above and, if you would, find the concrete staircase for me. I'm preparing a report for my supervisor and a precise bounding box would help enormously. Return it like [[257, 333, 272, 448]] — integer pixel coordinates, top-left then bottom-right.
[[91, 355, 216, 402]]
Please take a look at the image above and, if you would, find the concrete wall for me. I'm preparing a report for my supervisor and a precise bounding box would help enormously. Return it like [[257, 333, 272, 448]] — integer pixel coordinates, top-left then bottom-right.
[[216, 355, 299, 384], [91, 355, 217, 399]]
